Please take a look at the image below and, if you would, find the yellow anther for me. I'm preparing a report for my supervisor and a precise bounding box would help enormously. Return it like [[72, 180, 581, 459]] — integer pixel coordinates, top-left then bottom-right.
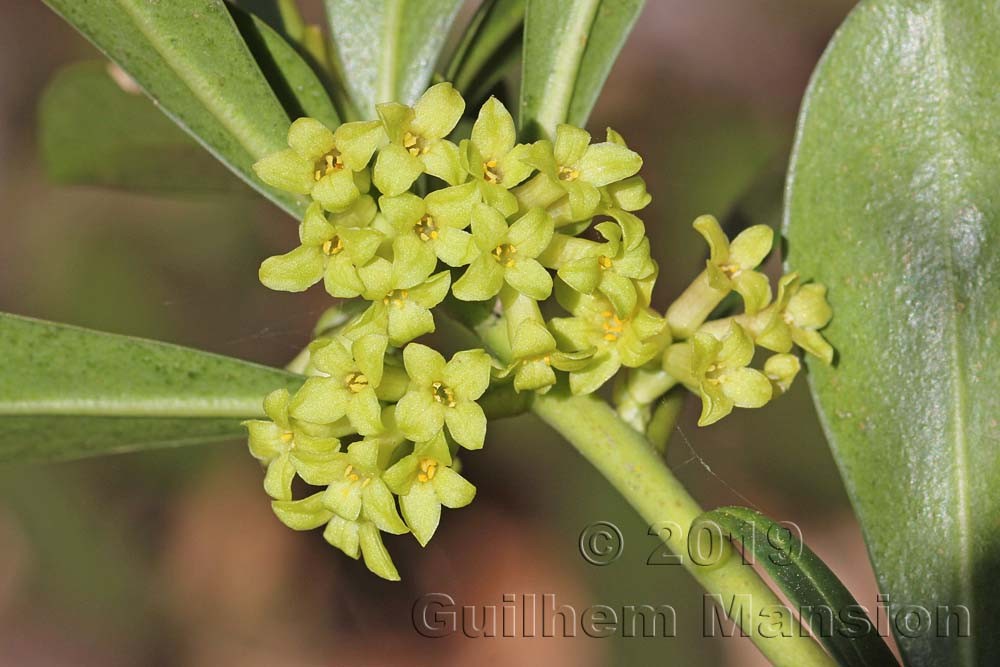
[[417, 458, 438, 482], [720, 263, 742, 278], [598, 255, 613, 269], [345, 464, 360, 482], [314, 151, 344, 181], [361, 477, 372, 488], [414, 214, 439, 242], [782, 311, 795, 326], [382, 289, 409, 309], [280, 432, 294, 444], [491, 243, 517, 268], [403, 131, 427, 157], [322, 236, 344, 256], [431, 381, 457, 408], [601, 312, 626, 342], [346, 371, 369, 393], [483, 159, 501, 184], [557, 165, 580, 182], [543, 355, 552, 366]]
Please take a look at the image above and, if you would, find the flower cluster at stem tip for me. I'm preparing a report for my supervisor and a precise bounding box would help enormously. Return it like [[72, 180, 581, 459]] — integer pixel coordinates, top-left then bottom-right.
[[244, 83, 834, 580]]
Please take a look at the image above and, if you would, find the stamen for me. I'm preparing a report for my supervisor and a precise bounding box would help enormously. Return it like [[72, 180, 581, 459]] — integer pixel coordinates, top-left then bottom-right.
[[414, 214, 438, 242], [491, 243, 517, 268], [598, 255, 613, 269], [314, 150, 344, 181], [346, 371, 369, 393], [382, 289, 409, 309], [322, 236, 344, 255], [483, 159, 501, 184], [431, 381, 457, 408], [557, 165, 580, 181]]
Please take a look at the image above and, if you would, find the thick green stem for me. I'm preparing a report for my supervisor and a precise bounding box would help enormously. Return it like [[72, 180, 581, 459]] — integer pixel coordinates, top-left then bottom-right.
[[531, 391, 835, 667]]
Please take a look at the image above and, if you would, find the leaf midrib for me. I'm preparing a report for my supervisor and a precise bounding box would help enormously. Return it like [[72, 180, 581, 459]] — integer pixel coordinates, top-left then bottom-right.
[[117, 0, 280, 159], [0, 398, 266, 419], [528, 0, 602, 136], [928, 1, 975, 663]]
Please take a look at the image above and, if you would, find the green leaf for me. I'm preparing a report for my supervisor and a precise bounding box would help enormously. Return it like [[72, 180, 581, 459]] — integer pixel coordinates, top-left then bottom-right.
[[696, 507, 898, 667], [39, 61, 247, 195], [445, 0, 525, 96], [784, 1, 1000, 664], [229, 5, 341, 128], [323, 0, 464, 117], [520, 0, 644, 139], [44, 0, 305, 217], [0, 313, 303, 463]]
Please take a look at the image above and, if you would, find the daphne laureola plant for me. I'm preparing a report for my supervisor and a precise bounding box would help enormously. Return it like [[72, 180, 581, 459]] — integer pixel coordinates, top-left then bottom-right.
[[243, 82, 834, 580], [37, 0, 988, 664]]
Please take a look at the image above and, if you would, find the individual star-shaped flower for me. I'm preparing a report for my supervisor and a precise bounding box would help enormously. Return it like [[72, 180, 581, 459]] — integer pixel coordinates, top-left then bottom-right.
[[494, 319, 593, 393], [754, 274, 834, 363], [557, 209, 657, 316], [459, 97, 534, 216], [253, 117, 384, 211], [524, 124, 642, 221], [664, 322, 773, 426], [315, 439, 408, 536], [549, 284, 669, 395], [258, 199, 382, 297], [357, 258, 452, 346], [452, 204, 554, 302], [383, 432, 476, 546], [394, 343, 492, 450], [244, 388, 342, 500], [373, 82, 466, 195], [665, 215, 774, 338], [379, 181, 479, 281], [288, 333, 389, 435]]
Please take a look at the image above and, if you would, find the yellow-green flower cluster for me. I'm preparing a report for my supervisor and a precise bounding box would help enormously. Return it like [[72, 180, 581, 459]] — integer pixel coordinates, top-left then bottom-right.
[[244, 82, 833, 578]]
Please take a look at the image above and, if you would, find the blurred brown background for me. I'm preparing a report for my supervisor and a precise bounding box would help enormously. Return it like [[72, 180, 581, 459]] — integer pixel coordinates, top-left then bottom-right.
[[0, 1, 877, 665]]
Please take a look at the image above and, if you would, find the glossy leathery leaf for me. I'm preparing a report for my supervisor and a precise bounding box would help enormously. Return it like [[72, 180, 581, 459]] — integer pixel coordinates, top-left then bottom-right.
[[0, 313, 303, 463], [520, 0, 644, 138], [696, 507, 898, 667], [784, 1, 1000, 663]]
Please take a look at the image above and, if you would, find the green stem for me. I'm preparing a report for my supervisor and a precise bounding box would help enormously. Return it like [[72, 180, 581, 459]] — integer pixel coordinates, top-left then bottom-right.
[[531, 391, 836, 667]]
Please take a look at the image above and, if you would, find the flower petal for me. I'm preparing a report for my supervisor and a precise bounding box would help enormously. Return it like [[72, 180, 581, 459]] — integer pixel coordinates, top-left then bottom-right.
[[287, 117, 335, 159], [505, 259, 552, 301], [358, 521, 400, 581], [432, 467, 477, 509], [444, 400, 487, 450], [373, 143, 424, 196], [443, 349, 492, 401], [364, 479, 409, 535], [471, 96, 515, 159], [400, 481, 441, 546], [453, 254, 505, 301], [396, 389, 445, 443], [271, 492, 333, 531], [259, 245, 325, 292], [720, 367, 773, 408], [412, 82, 465, 140]]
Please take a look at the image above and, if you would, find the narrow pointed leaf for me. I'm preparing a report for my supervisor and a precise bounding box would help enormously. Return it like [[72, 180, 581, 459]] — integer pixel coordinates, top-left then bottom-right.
[[445, 0, 525, 96], [520, 0, 644, 138], [696, 507, 898, 667], [324, 0, 464, 117], [784, 1, 1000, 664], [229, 5, 341, 128], [0, 313, 303, 463]]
